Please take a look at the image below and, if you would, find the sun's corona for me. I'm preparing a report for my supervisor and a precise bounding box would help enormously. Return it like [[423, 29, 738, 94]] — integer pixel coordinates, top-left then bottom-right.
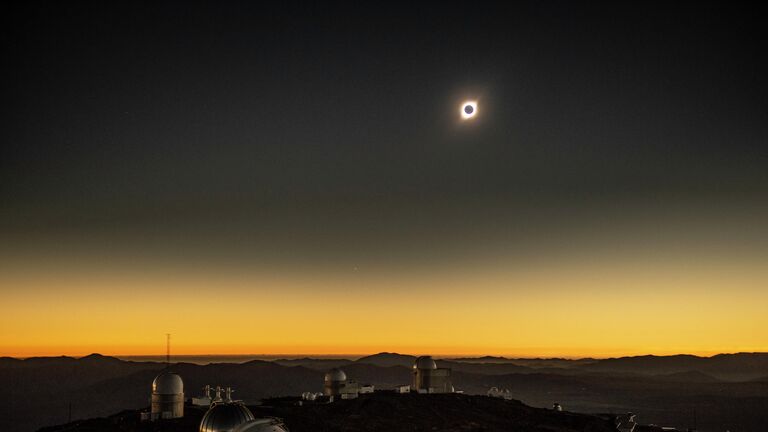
[[461, 101, 478, 119]]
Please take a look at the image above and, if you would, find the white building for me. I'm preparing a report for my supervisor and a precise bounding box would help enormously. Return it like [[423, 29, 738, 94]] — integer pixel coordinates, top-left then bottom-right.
[[192, 385, 214, 406], [487, 386, 513, 400], [150, 372, 184, 420], [394, 384, 411, 394], [323, 368, 360, 399], [412, 356, 453, 394]]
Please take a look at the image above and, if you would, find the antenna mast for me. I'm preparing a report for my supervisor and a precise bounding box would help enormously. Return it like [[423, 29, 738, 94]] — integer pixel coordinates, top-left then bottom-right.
[[166, 333, 171, 369]]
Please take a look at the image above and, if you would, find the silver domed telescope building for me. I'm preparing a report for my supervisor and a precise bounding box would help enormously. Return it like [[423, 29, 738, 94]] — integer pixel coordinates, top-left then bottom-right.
[[150, 372, 184, 420], [200, 386, 288, 432], [323, 368, 347, 396], [200, 387, 255, 432], [232, 418, 289, 432], [412, 356, 453, 393], [200, 403, 255, 432], [323, 368, 361, 399]]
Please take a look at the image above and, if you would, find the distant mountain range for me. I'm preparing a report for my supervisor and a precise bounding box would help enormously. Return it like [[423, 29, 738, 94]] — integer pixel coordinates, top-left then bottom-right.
[[578, 353, 768, 381], [2, 352, 767, 432]]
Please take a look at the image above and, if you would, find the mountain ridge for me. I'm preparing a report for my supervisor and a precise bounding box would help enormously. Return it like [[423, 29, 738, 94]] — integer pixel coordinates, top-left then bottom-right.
[[3, 352, 768, 431]]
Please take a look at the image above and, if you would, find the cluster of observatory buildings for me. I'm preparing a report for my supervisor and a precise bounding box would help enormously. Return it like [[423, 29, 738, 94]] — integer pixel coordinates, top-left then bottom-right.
[[142, 355, 683, 432], [143, 371, 288, 432], [142, 355, 454, 431], [317, 355, 453, 401]]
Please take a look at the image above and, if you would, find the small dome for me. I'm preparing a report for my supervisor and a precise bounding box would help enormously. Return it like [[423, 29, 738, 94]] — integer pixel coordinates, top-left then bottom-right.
[[232, 418, 288, 432], [152, 372, 184, 394], [414, 356, 437, 370], [200, 403, 256, 432], [324, 368, 347, 382]]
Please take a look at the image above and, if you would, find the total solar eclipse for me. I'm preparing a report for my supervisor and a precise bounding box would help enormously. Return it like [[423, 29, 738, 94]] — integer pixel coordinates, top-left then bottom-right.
[[461, 101, 478, 119]]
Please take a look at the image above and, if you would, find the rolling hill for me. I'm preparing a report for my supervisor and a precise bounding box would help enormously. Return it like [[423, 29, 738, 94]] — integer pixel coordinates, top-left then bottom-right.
[[3, 352, 768, 431]]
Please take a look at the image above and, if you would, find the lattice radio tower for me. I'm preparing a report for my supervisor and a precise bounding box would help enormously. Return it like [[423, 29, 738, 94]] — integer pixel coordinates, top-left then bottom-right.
[[166, 333, 171, 369]]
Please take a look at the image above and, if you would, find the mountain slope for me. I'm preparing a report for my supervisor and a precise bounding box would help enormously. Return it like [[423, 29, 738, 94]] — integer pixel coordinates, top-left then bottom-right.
[[4, 353, 768, 431], [40, 393, 617, 432]]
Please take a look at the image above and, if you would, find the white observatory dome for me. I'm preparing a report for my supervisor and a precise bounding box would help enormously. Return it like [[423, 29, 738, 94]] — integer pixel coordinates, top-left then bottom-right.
[[232, 418, 288, 432], [324, 368, 347, 382], [200, 402, 256, 432], [414, 356, 437, 370], [152, 372, 184, 395]]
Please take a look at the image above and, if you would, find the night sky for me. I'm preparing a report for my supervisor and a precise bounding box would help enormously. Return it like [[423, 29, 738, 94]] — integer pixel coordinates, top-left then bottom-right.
[[2, 2, 767, 356]]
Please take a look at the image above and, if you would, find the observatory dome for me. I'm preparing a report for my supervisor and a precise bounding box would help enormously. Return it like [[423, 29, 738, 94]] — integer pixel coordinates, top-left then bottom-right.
[[414, 356, 437, 370], [152, 372, 184, 395], [232, 418, 288, 432], [324, 368, 347, 382], [199, 402, 256, 432]]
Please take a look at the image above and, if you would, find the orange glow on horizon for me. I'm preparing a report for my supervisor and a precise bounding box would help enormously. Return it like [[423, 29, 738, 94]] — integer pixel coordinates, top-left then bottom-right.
[[2, 251, 767, 359]]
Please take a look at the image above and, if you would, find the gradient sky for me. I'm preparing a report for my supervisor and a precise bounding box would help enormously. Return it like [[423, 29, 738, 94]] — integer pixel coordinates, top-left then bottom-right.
[[2, 1, 767, 357]]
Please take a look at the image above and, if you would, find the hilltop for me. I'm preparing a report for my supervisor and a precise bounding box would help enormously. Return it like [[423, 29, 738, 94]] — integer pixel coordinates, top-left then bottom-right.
[[39, 392, 616, 432], [3, 352, 768, 431]]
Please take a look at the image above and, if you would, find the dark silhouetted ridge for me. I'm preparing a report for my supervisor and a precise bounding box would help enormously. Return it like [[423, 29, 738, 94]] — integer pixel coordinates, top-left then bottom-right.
[[40, 392, 617, 432], [355, 352, 416, 367]]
